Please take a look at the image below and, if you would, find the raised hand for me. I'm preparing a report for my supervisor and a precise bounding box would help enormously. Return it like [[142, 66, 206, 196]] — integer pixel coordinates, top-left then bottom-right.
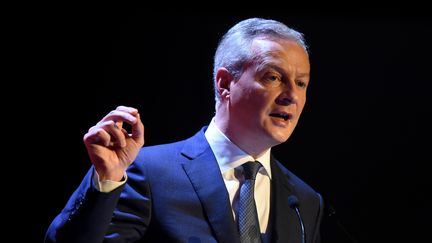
[[83, 106, 145, 181]]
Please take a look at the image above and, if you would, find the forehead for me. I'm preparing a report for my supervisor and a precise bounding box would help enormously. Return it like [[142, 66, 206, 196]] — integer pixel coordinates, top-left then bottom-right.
[[250, 38, 310, 71]]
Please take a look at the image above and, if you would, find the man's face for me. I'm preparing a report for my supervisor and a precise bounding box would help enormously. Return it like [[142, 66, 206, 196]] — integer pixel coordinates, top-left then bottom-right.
[[228, 38, 310, 150]]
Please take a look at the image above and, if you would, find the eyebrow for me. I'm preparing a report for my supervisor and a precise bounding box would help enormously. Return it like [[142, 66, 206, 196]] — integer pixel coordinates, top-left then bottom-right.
[[296, 72, 310, 79], [255, 62, 310, 80]]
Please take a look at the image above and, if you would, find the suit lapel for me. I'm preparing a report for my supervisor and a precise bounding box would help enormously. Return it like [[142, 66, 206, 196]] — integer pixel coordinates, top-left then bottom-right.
[[270, 159, 302, 243], [181, 129, 240, 243]]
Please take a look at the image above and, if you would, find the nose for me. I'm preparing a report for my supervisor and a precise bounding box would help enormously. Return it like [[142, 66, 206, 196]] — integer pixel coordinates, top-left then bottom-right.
[[276, 86, 299, 106]]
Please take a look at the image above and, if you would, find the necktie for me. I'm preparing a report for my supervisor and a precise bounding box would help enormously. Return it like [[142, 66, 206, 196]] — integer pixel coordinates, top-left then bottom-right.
[[238, 161, 262, 243]]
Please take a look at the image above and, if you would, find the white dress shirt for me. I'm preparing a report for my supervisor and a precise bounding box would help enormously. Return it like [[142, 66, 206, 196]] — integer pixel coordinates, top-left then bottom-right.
[[205, 119, 272, 233]]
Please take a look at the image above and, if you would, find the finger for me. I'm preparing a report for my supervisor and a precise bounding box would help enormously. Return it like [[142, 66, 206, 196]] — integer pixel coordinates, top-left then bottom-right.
[[114, 120, 124, 130], [90, 120, 126, 147], [116, 105, 138, 115], [99, 110, 137, 127], [131, 113, 145, 145], [100, 120, 127, 147], [89, 120, 117, 133], [84, 127, 111, 147]]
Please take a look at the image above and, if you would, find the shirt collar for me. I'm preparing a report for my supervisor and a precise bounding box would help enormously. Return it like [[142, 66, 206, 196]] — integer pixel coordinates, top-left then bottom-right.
[[204, 118, 272, 179]]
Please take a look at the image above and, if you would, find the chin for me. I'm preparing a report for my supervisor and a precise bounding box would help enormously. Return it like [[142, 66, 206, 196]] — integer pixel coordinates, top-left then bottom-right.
[[268, 130, 292, 145], [275, 135, 291, 144]]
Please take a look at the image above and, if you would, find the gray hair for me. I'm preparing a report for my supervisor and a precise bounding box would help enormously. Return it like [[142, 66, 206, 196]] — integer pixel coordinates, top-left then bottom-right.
[[213, 18, 308, 108]]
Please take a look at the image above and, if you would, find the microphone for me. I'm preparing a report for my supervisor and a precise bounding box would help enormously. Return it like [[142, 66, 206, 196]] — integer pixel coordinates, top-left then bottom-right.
[[288, 195, 305, 243]]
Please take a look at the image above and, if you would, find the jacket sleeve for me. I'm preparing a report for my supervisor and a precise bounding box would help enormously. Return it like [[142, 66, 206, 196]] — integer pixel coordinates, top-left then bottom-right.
[[45, 165, 152, 243]]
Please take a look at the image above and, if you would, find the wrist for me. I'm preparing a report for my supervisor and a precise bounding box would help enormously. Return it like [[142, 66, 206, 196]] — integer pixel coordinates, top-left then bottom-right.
[[96, 168, 125, 182]]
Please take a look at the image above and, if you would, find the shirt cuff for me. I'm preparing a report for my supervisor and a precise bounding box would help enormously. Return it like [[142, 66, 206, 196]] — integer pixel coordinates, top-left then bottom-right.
[[92, 169, 127, 193]]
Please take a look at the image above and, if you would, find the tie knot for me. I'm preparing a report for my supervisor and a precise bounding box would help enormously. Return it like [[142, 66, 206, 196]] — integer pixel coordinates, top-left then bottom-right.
[[242, 161, 262, 180]]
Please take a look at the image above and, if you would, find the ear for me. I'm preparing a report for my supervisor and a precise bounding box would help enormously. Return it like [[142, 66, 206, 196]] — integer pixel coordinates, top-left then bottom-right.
[[215, 67, 234, 99]]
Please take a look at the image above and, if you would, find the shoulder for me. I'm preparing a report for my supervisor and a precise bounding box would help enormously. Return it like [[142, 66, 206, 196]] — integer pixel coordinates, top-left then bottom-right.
[[129, 126, 208, 172], [130, 139, 187, 173], [138, 140, 186, 159], [273, 158, 322, 202]]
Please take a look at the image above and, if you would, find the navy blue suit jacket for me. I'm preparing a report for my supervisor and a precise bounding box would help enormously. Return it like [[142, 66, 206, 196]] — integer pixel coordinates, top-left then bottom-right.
[[46, 127, 323, 243]]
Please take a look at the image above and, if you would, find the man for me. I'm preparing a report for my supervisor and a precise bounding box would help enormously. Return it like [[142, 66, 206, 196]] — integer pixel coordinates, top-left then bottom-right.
[[46, 17, 323, 243]]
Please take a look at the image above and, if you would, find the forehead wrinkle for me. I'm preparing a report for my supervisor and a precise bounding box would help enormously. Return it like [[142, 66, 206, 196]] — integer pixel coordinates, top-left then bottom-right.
[[252, 49, 284, 72], [250, 39, 310, 79], [253, 52, 301, 81]]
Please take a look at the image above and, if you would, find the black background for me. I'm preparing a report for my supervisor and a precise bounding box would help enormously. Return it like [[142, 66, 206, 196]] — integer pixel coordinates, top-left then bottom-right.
[[20, 7, 431, 242]]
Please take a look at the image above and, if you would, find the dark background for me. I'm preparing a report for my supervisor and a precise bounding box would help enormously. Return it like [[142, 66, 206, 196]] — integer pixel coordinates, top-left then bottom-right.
[[23, 7, 431, 242]]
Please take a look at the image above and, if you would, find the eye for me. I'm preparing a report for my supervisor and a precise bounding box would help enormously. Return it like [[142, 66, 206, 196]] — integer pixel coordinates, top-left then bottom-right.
[[262, 73, 282, 86], [296, 80, 307, 88], [268, 75, 280, 81]]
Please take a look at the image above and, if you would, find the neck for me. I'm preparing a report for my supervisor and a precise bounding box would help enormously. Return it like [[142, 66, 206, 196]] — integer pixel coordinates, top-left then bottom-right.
[[214, 114, 272, 158]]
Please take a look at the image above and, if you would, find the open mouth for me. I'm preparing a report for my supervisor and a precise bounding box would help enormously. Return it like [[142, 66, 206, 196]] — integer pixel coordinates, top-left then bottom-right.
[[269, 112, 292, 121]]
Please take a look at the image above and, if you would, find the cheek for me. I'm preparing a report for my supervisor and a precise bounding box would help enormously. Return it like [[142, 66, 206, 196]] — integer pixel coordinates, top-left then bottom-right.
[[298, 97, 307, 113], [249, 93, 274, 116], [234, 86, 267, 108]]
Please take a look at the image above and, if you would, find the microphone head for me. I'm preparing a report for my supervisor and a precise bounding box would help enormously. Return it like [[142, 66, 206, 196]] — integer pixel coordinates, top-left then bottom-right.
[[288, 195, 299, 208]]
